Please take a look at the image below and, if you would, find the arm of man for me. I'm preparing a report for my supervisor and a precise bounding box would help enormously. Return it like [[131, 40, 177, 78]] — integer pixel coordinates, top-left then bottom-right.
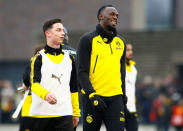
[[70, 56, 80, 127], [30, 54, 57, 104], [17, 63, 30, 92], [17, 63, 31, 92], [120, 39, 127, 104], [77, 34, 107, 111], [76, 34, 95, 95], [23, 62, 31, 88]]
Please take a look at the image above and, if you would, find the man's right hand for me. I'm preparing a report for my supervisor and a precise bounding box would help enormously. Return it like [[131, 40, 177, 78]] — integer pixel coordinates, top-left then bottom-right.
[[89, 93, 107, 111], [45, 92, 57, 104]]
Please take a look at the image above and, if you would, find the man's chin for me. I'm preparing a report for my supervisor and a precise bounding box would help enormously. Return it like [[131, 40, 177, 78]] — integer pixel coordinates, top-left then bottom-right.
[[56, 41, 63, 45], [106, 25, 116, 31]]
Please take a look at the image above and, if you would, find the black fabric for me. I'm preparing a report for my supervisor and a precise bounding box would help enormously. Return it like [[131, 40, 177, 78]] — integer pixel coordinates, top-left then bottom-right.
[[19, 117, 35, 131], [74, 127, 77, 131], [23, 62, 31, 87], [90, 95, 107, 112], [125, 112, 138, 131], [122, 94, 128, 105], [96, 24, 117, 43], [120, 44, 126, 97], [33, 116, 74, 131], [32, 54, 42, 83], [22, 62, 32, 95], [44, 44, 63, 55], [70, 57, 78, 93], [83, 95, 125, 131], [76, 32, 97, 95]]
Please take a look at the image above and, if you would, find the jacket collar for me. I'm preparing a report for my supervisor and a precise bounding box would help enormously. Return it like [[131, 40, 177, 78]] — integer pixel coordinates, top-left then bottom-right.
[[126, 59, 136, 66], [44, 44, 63, 55], [96, 24, 117, 43]]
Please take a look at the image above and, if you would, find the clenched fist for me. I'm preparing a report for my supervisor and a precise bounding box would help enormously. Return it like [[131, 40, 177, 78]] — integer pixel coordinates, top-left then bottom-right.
[[45, 92, 57, 104]]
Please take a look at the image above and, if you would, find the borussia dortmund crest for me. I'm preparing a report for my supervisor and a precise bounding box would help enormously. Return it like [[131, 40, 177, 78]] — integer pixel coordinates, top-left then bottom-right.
[[93, 100, 99, 106], [103, 38, 108, 43], [116, 40, 122, 50], [86, 114, 93, 123], [116, 40, 121, 47], [120, 117, 125, 122]]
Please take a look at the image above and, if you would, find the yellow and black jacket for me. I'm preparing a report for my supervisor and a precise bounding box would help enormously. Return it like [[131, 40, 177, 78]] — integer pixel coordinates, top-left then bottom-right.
[[29, 45, 80, 118], [77, 24, 126, 97]]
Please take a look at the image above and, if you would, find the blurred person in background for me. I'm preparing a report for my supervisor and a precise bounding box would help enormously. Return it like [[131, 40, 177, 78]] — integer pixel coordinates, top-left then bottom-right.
[[77, 5, 127, 131], [136, 76, 154, 124], [171, 98, 183, 131], [125, 43, 138, 131], [62, 27, 76, 58], [30, 18, 80, 131], [0, 80, 15, 123], [150, 93, 172, 131], [16, 44, 44, 131], [62, 26, 79, 131]]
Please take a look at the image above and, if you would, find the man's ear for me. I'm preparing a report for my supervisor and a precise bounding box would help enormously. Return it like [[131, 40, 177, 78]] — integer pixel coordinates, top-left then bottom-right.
[[45, 31, 50, 37], [98, 14, 104, 21]]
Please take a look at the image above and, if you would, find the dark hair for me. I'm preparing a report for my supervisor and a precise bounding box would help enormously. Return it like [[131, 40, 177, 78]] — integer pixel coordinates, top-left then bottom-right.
[[43, 18, 62, 34], [33, 44, 44, 55], [97, 5, 114, 21]]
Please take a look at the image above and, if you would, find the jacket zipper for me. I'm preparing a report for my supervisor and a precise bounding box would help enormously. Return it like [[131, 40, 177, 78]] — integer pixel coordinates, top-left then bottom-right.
[[93, 55, 98, 73], [109, 43, 113, 54]]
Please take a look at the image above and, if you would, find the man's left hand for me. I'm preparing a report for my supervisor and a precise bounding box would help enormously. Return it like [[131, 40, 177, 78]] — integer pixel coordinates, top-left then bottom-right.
[[73, 116, 79, 127]]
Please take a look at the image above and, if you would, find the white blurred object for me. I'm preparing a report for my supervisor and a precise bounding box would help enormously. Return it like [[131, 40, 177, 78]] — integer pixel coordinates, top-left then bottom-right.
[[12, 90, 29, 119], [172, 92, 181, 102], [17, 86, 25, 92]]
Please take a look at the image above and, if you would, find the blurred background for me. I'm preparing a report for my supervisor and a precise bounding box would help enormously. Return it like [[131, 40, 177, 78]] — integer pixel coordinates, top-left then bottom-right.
[[0, 0, 183, 130]]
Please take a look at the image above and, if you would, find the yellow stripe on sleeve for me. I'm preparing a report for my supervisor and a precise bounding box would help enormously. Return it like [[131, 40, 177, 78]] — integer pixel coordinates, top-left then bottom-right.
[[71, 92, 81, 117], [31, 83, 49, 100], [30, 53, 49, 100], [30, 54, 39, 85]]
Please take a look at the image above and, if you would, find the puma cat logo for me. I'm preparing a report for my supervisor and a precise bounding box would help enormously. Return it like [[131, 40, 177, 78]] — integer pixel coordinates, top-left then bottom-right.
[[51, 74, 62, 84], [97, 41, 102, 44]]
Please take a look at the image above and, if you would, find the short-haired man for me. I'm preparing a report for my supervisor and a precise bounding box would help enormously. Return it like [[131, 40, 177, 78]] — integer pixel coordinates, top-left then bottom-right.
[[30, 18, 80, 131], [77, 5, 127, 131]]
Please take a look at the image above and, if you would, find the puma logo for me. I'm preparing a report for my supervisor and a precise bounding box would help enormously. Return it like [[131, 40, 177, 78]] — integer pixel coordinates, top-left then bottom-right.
[[97, 41, 102, 44], [51, 74, 62, 84]]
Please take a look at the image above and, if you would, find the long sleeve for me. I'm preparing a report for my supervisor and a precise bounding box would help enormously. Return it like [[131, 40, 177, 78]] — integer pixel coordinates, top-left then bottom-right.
[[70, 56, 81, 117], [120, 40, 126, 95], [30, 54, 49, 100], [23, 62, 31, 87], [76, 34, 95, 96]]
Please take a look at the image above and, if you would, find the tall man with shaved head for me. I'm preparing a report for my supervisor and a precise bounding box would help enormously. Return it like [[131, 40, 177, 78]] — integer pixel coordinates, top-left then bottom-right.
[[77, 5, 127, 131]]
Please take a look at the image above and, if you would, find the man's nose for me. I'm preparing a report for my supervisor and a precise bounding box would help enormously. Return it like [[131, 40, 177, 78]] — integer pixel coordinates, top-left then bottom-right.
[[61, 31, 65, 36], [113, 15, 118, 20]]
